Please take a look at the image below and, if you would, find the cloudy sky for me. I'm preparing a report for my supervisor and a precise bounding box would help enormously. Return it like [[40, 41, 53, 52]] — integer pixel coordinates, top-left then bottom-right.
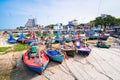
[[0, 0, 120, 29]]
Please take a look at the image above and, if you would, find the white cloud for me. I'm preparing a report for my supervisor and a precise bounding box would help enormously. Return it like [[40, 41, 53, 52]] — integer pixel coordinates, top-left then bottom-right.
[[1, 0, 120, 28], [40, 0, 100, 24]]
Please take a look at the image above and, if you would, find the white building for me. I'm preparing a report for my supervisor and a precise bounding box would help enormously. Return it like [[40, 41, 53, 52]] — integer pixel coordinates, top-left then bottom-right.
[[53, 23, 63, 30], [68, 19, 78, 26], [24, 18, 43, 30], [67, 23, 74, 30], [101, 14, 107, 18], [66, 19, 78, 30], [91, 26, 102, 31]]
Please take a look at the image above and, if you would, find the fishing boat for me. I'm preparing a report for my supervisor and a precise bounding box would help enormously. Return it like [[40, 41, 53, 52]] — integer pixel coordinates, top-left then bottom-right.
[[26, 31, 38, 44], [22, 47, 49, 74], [46, 49, 65, 63], [88, 30, 100, 39], [8, 33, 16, 44], [53, 31, 64, 44], [46, 43, 65, 63], [99, 32, 109, 40], [27, 38, 38, 44], [100, 35, 109, 40], [63, 34, 71, 42], [39, 36, 46, 45], [51, 39, 56, 44], [96, 41, 111, 48], [77, 46, 91, 56], [75, 41, 91, 56], [17, 32, 27, 43], [54, 37, 63, 44], [45, 36, 54, 45], [71, 35, 76, 43], [76, 31, 87, 40], [61, 42, 75, 57]]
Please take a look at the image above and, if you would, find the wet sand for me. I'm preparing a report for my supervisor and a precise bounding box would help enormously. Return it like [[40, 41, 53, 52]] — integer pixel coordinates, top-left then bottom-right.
[[0, 37, 120, 80]]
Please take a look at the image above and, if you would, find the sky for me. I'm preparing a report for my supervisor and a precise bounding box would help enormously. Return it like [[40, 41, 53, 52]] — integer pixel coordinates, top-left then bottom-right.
[[0, 0, 120, 29]]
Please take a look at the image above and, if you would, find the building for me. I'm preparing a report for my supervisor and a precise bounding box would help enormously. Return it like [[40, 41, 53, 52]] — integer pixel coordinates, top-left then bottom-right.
[[24, 18, 43, 30], [101, 14, 107, 18], [68, 19, 78, 26], [67, 19, 78, 30], [25, 18, 37, 28], [53, 23, 63, 30], [91, 26, 102, 31], [67, 23, 74, 30]]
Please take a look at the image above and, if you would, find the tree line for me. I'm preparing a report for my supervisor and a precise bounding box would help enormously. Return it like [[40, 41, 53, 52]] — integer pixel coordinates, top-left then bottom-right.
[[45, 14, 120, 29], [90, 14, 120, 28]]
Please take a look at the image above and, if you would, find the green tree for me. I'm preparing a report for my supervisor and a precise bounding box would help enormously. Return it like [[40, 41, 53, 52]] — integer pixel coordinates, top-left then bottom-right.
[[77, 24, 83, 29], [94, 17, 104, 27], [103, 15, 116, 27], [115, 18, 120, 25], [63, 25, 67, 29], [94, 14, 117, 29], [45, 24, 54, 29], [89, 20, 95, 28]]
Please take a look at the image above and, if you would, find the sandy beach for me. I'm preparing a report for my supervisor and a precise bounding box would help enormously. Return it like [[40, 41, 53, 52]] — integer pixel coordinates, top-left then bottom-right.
[[0, 37, 14, 47], [9, 45, 120, 80], [1, 0, 120, 79], [0, 37, 120, 80]]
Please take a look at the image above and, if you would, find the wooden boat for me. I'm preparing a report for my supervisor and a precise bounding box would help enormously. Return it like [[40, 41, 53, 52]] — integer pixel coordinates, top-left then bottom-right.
[[27, 35, 38, 44], [51, 39, 56, 44], [53, 32, 62, 43], [8, 34, 16, 44], [46, 43, 66, 63], [88, 30, 100, 39], [100, 36, 109, 40], [61, 42, 75, 57], [46, 49, 65, 63], [39, 36, 46, 45], [99, 33, 109, 40], [75, 41, 91, 56], [17, 32, 27, 43], [22, 49, 49, 74], [27, 39, 38, 44], [53, 38, 63, 44], [26, 31, 38, 44], [65, 39, 71, 43], [77, 46, 91, 56], [97, 42, 111, 48], [76, 31, 87, 40]]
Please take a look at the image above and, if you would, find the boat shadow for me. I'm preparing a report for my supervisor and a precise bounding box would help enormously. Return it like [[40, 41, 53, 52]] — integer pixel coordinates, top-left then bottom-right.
[[9, 52, 89, 80], [10, 55, 39, 80], [9, 54, 64, 80]]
